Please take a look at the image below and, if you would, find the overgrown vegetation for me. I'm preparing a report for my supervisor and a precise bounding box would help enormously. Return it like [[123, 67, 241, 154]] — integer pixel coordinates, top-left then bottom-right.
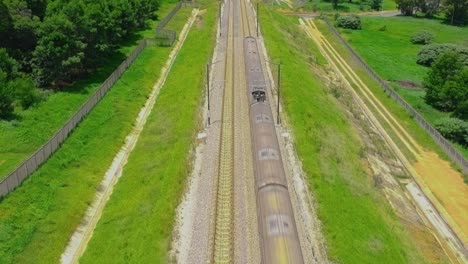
[[260, 6, 429, 263], [396, 0, 468, 25], [80, 3, 217, 263], [0, 0, 160, 119], [0, 5, 192, 263]]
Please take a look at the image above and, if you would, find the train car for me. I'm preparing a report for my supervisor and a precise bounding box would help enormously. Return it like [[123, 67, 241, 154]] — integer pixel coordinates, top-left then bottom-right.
[[244, 36, 304, 264]]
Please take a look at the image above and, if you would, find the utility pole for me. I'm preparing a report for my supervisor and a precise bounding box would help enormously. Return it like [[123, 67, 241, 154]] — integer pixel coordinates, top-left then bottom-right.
[[256, 2, 259, 37], [206, 63, 211, 125], [219, 1, 222, 36], [277, 63, 281, 125]]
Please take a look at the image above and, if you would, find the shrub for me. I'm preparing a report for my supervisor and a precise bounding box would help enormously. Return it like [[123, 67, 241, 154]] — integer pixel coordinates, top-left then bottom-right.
[[336, 15, 362, 30], [434, 117, 468, 146], [0, 71, 14, 118], [410, 30, 434, 45], [378, 25, 387, 31], [454, 100, 468, 120], [14, 75, 41, 109], [417, 44, 468, 66]]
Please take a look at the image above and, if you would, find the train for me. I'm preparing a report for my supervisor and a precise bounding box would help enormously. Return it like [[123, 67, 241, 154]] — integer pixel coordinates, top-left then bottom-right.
[[244, 36, 304, 264]]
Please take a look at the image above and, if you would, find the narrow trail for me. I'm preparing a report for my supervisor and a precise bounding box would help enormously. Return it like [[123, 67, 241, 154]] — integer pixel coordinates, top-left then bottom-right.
[[301, 18, 468, 263], [60, 9, 199, 263]]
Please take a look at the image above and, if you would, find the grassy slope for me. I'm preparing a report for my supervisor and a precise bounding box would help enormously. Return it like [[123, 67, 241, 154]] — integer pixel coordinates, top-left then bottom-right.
[[261, 6, 429, 263], [315, 19, 455, 162], [339, 16, 468, 158], [0, 7, 193, 264], [0, 3, 178, 180], [80, 3, 217, 263]]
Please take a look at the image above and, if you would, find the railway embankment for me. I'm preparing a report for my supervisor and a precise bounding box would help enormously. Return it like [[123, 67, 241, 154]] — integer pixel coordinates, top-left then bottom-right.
[[259, 5, 448, 264], [79, 2, 218, 262]]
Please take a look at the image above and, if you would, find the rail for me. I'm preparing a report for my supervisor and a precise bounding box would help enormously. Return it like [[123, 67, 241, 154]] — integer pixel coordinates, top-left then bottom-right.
[[322, 17, 468, 174]]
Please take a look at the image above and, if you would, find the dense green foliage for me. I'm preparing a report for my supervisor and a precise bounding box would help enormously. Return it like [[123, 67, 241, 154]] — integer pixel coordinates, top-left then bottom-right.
[[396, 0, 468, 25], [424, 52, 468, 114], [0, 5, 192, 262], [410, 30, 434, 44], [0, 0, 160, 119], [336, 14, 362, 29], [434, 117, 468, 145], [417, 43, 468, 66]]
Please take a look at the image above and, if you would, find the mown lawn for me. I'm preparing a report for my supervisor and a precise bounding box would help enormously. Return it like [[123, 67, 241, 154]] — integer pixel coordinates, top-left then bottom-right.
[[260, 6, 432, 264], [0, 6, 193, 264], [338, 16, 468, 158], [0, 2, 179, 180], [80, 2, 218, 263]]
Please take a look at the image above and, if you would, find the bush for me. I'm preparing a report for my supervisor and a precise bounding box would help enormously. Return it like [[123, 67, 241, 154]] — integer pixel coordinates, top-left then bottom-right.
[[417, 44, 468, 66], [410, 30, 434, 45], [0, 71, 14, 118], [14, 75, 41, 109], [336, 15, 362, 30], [424, 52, 468, 112], [454, 100, 468, 120], [434, 117, 468, 146]]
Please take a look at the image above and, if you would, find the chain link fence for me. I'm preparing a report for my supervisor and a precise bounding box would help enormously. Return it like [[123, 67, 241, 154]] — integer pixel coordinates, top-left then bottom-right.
[[322, 17, 468, 174], [0, 3, 185, 197], [155, 1, 183, 46]]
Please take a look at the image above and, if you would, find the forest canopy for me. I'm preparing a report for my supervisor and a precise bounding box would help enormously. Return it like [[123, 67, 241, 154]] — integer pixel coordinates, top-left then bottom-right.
[[0, 0, 160, 118]]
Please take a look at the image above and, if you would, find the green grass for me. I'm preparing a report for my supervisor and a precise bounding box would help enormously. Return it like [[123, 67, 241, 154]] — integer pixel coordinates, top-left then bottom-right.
[[315, 19, 456, 161], [0, 3, 180, 180], [260, 6, 434, 263], [335, 16, 468, 159], [0, 7, 193, 264], [80, 3, 218, 263]]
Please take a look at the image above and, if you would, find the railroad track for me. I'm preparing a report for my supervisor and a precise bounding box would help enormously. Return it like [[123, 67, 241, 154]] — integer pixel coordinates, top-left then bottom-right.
[[212, 0, 254, 262]]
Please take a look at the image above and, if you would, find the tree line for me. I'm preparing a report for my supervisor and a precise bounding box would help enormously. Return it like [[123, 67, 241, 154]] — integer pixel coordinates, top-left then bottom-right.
[[0, 0, 160, 118], [396, 0, 468, 25]]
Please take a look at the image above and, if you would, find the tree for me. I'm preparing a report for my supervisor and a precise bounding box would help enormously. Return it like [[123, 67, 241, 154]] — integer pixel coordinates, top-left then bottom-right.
[[396, 0, 415, 15], [445, 0, 468, 25], [0, 48, 19, 78], [371, 0, 383, 10], [32, 13, 86, 87], [424, 52, 468, 112]]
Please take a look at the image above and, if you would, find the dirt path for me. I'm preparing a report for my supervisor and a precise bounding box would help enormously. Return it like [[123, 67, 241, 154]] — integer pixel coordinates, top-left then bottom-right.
[[302, 18, 467, 263], [60, 9, 199, 264]]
